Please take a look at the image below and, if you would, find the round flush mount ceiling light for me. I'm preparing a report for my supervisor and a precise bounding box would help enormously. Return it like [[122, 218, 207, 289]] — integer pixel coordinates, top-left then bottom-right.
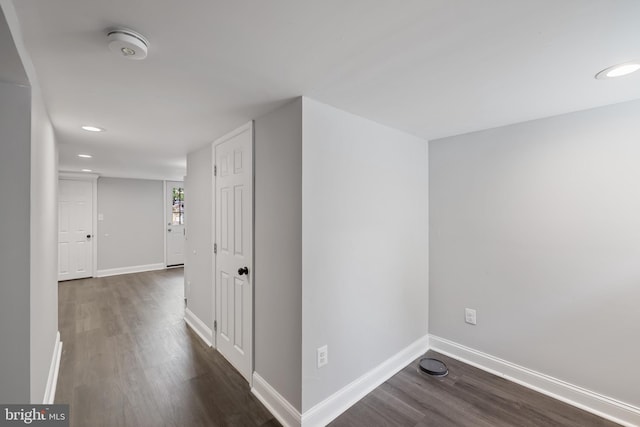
[[107, 28, 149, 60], [81, 125, 104, 132], [595, 61, 640, 79]]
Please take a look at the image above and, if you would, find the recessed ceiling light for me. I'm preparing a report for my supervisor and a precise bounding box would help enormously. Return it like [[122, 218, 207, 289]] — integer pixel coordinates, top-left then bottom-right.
[[81, 125, 104, 132], [78, 154, 93, 158], [595, 61, 640, 80], [81, 169, 93, 172]]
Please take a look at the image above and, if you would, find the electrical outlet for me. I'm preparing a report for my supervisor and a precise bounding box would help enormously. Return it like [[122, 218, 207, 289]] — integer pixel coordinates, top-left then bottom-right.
[[465, 308, 477, 325], [317, 345, 328, 368]]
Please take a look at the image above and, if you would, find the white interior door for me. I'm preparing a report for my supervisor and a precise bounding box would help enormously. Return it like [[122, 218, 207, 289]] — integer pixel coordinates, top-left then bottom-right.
[[214, 123, 253, 383], [166, 181, 185, 266], [58, 179, 93, 281]]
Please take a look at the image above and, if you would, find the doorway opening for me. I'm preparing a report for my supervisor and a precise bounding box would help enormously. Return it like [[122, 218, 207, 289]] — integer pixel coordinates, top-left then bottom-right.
[[166, 180, 185, 267]]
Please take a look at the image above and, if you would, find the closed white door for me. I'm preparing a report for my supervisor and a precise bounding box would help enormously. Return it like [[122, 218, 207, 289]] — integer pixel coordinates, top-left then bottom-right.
[[214, 123, 253, 382], [166, 181, 185, 266], [58, 179, 93, 281]]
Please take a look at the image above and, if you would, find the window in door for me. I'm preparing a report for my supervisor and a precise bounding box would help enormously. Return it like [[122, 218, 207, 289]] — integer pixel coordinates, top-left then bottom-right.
[[171, 187, 184, 225]]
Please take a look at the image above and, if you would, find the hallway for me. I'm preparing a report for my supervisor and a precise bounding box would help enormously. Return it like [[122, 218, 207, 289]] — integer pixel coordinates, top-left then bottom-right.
[[55, 269, 279, 427]]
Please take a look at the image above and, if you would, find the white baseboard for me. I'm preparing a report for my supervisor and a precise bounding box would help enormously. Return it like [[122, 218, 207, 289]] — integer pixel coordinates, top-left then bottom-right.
[[429, 335, 640, 427], [301, 334, 430, 427], [184, 308, 213, 347], [96, 263, 165, 278], [43, 331, 62, 404], [252, 373, 302, 427]]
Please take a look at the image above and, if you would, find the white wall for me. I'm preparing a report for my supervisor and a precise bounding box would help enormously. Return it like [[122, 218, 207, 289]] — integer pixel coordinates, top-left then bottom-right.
[[97, 177, 164, 271], [0, 80, 32, 403], [184, 144, 213, 328], [254, 99, 303, 411], [0, 4, 59, 403], [429, 99, 640, 408], [29, 85, 58, 403], [301, 98, 429, 411]]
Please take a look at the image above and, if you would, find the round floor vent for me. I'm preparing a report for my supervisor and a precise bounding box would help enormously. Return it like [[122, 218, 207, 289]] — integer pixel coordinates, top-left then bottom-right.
[[418, 357, 448, 377]]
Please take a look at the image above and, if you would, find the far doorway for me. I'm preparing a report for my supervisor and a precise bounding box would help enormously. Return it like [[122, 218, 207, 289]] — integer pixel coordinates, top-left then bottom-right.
[[166, 181, 185, 267], [58, 177, 95, 281]]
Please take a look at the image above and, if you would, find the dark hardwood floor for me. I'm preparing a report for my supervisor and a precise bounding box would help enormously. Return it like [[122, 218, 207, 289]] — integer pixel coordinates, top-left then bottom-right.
[[56, 268, 278, 427], [330, 351, 619, 427], [57, 269, 619, 427]]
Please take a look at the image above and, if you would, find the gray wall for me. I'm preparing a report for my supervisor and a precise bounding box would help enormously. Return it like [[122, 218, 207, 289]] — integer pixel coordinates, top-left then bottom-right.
[[0, 80, 32, 403], [97, 177, 164, 271], [184, 144, 213, 328], [29, 86, 58, 403], [301, 98, 429, 411], [255, 99, 303, 411], [0, 6, 27, 86], [429, 99, 640, 408], [0, 6, 58, 402]]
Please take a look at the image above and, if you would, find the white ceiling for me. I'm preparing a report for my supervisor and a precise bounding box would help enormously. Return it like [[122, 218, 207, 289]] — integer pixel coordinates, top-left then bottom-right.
[[10, 0, 640, 180]]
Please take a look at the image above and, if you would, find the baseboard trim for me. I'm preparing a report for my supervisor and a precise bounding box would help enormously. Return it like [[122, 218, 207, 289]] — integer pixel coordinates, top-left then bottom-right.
[[429, 335, 640, 427], [43, 331, 62, 404], [96, 263, 165, 278], [252, 373, 301, 427], [184, 308, 213, 347], [302, 334, 430, 427]]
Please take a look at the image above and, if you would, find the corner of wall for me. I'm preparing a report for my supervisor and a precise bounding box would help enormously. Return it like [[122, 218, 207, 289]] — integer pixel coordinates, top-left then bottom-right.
[[300, 98, 429, 412], [254, 99, 303, 413]]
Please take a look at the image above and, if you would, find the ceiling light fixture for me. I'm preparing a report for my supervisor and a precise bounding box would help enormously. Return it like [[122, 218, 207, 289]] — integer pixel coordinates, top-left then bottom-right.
[[595, 61, 640, 79], [107, 28, 149, 60], [81, 125, 104, 132], [81, 169, 93, 172], [78, 154, 93, 158]]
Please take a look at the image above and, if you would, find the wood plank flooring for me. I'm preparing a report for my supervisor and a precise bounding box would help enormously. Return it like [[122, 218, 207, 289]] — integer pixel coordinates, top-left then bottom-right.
[[57, 269, 619, 426], [56, 268, 278, 427], [330, 351, 620, 427]]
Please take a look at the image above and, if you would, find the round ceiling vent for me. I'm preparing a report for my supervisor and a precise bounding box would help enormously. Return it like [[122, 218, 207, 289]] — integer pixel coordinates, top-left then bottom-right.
[[107, 28, 149, 60]]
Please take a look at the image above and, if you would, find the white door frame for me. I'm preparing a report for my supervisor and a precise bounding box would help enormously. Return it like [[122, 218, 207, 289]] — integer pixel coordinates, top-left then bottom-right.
[[163, 180, 167, 267], [58, 172, 99, 278], [211, 121, 254, 384]]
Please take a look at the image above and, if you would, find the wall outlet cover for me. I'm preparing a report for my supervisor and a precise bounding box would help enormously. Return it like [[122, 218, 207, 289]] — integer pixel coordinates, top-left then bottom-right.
[[465, 308, 477, 325], [317, 345, 328, 368]]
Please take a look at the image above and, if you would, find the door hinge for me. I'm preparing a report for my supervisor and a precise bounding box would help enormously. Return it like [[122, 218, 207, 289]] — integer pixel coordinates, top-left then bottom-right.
[[214, 243, 217, 254], [214, 320, 217, 332], [214, 165, 217, 176]]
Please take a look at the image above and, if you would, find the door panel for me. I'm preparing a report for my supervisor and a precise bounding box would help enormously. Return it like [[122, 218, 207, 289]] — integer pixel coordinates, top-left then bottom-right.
[[234, 186, 244, 255], [214, 123, 253, 383], [58, 179, 93, 281]]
